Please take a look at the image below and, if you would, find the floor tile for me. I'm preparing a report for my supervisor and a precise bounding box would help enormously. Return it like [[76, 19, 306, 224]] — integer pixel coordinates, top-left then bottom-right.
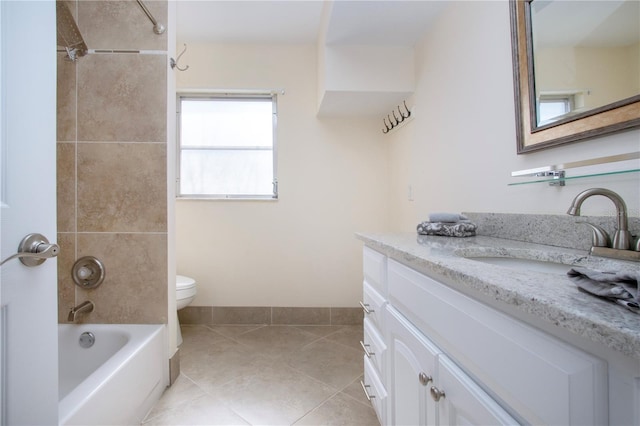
[[293, 325, 344, 338], [293, 392, 379, 425], [211, 361, 337, 425], [323, 325, 364, 351], [143, 394, 249, 425], [143, 325, 379, 426], [143, 374, 206, 420], [232, 325, 320, 358], [208, 324, 266, 339], [286, 339, 364, 390], [340, 375, 373, 407], [180, 325, 231, 353], [180, 343, 268, 392]]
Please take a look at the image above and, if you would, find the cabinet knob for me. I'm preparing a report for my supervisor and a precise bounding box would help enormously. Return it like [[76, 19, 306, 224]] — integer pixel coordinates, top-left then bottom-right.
[[430, 386, 446, 402], [359, 301, 374, 314], [418, 372, 432, 386]]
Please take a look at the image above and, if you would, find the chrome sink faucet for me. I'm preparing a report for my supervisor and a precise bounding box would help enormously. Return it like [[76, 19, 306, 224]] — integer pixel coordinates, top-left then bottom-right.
[[68, 300, 94, 322], [567, 188, 639, 261]]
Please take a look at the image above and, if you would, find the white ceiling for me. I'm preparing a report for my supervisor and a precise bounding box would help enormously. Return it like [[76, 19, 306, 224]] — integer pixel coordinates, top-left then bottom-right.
[[176, 1, 446, 46]]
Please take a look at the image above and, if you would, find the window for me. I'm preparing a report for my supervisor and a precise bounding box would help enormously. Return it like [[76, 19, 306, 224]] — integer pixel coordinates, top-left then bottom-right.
[[177, 94, 277, 199], [537, 94, 575, 125]]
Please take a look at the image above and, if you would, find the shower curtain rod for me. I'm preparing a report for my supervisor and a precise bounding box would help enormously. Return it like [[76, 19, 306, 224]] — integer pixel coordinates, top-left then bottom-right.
[[136, 0, 165, 35]]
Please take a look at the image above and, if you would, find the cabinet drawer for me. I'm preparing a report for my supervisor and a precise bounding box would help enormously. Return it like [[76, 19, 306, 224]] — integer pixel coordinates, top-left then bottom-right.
[[387, 259, 607, 426], [363, 246, 387, 294], [362, 281, 386, 331], [363, 317, 386, 377], [363, 356, 387, 425]]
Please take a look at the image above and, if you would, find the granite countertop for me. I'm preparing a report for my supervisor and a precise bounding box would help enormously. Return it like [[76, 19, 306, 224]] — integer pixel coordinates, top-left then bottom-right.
[[356, 232, 640, 361]]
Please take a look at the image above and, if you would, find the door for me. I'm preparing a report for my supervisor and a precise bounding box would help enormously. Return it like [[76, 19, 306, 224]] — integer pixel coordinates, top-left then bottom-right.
[[436, 355, 518, 426], [0, 1, 58, 425], [387, 307, 438, 426]]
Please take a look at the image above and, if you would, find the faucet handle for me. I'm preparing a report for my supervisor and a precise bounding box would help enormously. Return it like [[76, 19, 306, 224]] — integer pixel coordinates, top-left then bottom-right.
[[578, 222, 610, 247]]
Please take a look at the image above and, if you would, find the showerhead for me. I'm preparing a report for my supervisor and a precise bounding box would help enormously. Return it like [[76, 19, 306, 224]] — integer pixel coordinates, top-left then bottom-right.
[[56, 1, 88, 61]]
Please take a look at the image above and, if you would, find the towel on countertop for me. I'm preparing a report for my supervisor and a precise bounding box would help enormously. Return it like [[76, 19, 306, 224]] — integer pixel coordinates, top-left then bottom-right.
[[567, 267, 639, 314], [428, 212, 469, 223], [417, 220, 477, 237]]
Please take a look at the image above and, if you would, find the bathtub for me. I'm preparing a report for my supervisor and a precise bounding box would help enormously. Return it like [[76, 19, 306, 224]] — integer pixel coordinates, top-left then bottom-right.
[[58, 324, 167, 425]]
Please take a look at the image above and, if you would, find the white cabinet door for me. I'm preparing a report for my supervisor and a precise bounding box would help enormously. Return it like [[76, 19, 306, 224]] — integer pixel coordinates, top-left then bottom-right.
[[387, 306, 439, 426], [436, 355, 518, 426]]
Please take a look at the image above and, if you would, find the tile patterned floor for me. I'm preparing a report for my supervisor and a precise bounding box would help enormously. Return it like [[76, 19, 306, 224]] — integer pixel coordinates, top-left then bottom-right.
[[142, 324, 380, 425]]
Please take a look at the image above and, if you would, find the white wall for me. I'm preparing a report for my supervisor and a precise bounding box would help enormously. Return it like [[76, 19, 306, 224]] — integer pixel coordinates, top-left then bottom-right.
[[176, 44, 389, 307], [176, 1, 639, 308], [388, 1, 640, 232]]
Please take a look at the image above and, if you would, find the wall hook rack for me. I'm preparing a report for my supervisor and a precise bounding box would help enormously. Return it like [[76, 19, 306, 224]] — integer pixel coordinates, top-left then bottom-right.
[[171, 44, 189, 71], [382, 100, 412, 134]]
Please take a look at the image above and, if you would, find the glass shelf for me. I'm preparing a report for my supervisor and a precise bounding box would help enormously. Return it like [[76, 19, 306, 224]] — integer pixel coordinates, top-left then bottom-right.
[[510, 152, 640, 187], [508, 168, 640, 186]]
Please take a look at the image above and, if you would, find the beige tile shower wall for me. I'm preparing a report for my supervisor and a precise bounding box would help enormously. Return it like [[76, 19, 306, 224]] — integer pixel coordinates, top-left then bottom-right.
[[57, 0, 168, 324]]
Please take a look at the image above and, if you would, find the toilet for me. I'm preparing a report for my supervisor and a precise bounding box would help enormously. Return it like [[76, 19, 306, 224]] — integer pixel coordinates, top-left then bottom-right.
[[176, 275, 197, 346]]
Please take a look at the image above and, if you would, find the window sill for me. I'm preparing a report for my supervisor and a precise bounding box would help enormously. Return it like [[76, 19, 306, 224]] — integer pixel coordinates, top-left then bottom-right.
[[176, 196, 278, 202]]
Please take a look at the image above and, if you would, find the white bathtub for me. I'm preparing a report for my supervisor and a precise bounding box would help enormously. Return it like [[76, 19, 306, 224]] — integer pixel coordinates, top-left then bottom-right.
[[58, 324, 167, 425]]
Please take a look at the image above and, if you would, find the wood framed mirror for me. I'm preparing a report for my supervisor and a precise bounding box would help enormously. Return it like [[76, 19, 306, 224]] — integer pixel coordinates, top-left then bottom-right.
[[510, 0, 640, 154]]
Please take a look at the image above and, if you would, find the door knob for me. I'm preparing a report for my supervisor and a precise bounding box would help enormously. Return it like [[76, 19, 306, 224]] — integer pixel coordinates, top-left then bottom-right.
[[0, 233, 60, 267]]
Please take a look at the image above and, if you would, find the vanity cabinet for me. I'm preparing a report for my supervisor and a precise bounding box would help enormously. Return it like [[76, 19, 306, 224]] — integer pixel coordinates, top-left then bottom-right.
[[361, 246, 609, 426]]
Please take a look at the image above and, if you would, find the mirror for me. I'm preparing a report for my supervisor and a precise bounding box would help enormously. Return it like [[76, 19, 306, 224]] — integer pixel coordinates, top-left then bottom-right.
[[510, 0, 640, 153]]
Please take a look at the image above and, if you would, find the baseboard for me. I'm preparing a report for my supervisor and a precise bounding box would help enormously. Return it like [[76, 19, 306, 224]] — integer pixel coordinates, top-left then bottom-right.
[[178, 306, 363, 326]]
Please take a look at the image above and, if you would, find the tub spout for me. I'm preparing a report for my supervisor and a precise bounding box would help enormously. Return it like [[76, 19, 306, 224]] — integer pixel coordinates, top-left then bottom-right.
[[68, 301, 94, 322]]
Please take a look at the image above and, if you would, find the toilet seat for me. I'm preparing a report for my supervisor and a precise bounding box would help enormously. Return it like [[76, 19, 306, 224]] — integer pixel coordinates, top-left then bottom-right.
[[176, 275, 197, 310], [177, 274, 196, 290]]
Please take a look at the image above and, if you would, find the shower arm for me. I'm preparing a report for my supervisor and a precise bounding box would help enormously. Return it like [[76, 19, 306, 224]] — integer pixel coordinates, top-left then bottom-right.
[[136, 0, 166, 35]]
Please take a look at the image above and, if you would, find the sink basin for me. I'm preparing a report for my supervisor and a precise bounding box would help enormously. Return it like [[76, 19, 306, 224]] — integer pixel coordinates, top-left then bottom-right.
[[455, 246, 637, 275], [454, 247, 586, 275], [463, 256, 573, 274]]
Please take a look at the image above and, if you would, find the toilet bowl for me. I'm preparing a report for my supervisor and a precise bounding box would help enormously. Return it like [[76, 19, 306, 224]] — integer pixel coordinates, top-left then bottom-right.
[[176, 275, 197, 346]]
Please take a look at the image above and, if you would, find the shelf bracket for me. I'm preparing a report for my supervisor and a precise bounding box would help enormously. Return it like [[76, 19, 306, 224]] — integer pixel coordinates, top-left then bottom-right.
[[537, 170, 565, 186]]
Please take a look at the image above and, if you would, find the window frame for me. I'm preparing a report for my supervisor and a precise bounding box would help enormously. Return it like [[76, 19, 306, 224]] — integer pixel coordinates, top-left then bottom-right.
[[176, 92, 278, 200]]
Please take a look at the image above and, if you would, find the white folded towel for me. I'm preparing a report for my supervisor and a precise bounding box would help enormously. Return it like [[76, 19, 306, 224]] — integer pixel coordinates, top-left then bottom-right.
[[428, 212, 469, 223]]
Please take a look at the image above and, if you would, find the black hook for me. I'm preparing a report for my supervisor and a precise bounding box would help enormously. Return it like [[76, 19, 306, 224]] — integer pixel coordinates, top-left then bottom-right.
[[402, 100, 411, 118], [393, 110, 402, 124], [382, 117, 392, 134]]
